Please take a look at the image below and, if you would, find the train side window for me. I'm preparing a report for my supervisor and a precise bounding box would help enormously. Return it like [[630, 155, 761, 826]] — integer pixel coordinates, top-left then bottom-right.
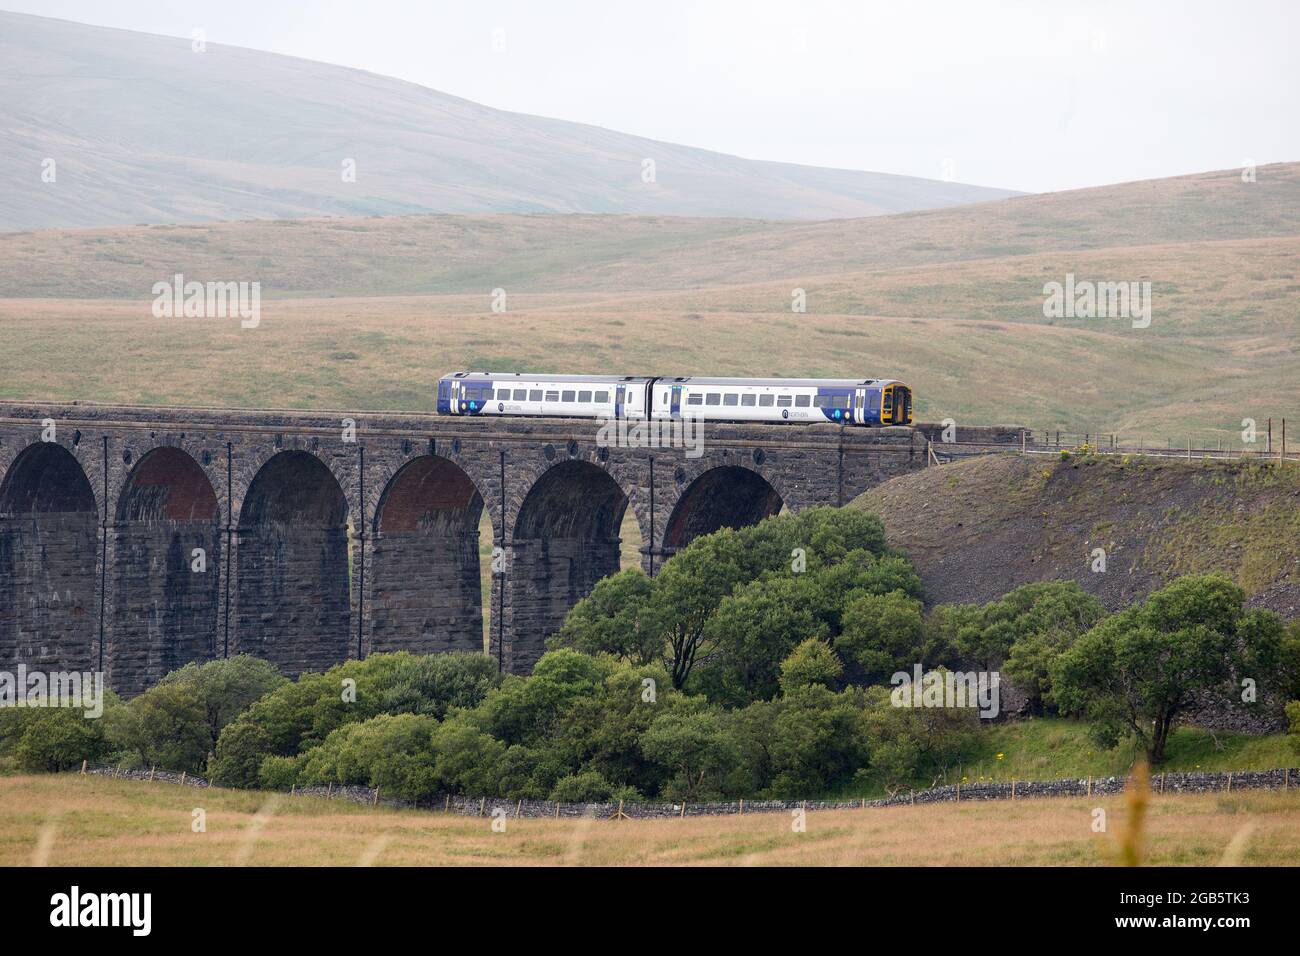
[[687, 394, 704, 406], [741, 394, 756, 406], [529, 389, 543, 401], [513, 389, 527, 401], [776, 395, 792, 407], [706, 393, 721, 406], [813, 394, 830, 408], [594, 391, 609, 403], [832, 395, 849, 409], [723, 393, 739, 406], [578, 390, 592, 402], [759, 394, 775, 407], [497, 389, 511, 400], [562, 390, 576, 402], [545, 390, 559, 402], [795, 394, 811, 407]]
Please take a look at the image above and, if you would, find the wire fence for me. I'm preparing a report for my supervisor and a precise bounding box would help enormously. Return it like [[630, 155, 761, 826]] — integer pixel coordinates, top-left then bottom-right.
[[929, 418, 1297, 464]]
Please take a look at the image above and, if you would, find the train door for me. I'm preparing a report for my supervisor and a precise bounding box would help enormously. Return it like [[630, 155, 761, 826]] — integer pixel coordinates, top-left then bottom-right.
[[450, 380, 461, 414], [615, 384, 626, 419], [855, 388, 866, 425], [671, 385, 683, 419]]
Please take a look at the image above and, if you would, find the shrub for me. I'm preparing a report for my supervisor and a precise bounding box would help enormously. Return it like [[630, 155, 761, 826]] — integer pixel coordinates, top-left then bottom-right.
[[210, 721, 274, 788], [257, 754, 300, 791], [104, 681, 210, 773], [11, 707, 111, 773], [549, 770, 613, 802], [778, 638, 843, 693], [157, 655, 287, 752]]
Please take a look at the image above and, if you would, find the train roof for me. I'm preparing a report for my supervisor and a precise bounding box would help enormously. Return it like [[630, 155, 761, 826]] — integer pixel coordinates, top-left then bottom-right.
[[443, 372, 653, 384], [665, 377, 898, 387], [443, 372, 903, 387]]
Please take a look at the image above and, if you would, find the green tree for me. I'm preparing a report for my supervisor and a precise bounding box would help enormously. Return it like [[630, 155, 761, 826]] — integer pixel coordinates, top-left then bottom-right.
[[778, 638, 844, 693], [834, 589, 928, 683], [376, 652, 501, 720], [157, 655, 286, 754], [298, 713, 439, 799], [550, 569, 658, 663], [549, 770, 613, 802], [694, 573, 826, 705], [105, 682, 209, 772], [210, 721, 274, 788], [1053, 574, 1283, 763], [858, 684, 979, 792], [993, 582, 1106, 713], [641, 702, 740, 801], [9, 706, 113, 772], [765, 685, 871, 797]]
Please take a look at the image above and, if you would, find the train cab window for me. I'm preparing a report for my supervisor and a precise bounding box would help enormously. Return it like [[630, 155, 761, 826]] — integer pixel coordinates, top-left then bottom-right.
[[759, 394, 775, 407], [741, 394, 756, 406], [687, 393, 704, 406], [795, 395, 811, 407], [832, 395, 849, 409], [723, 393, 739, 406], [562, 390, 576, 402], [706, 393, 721, 406], [529, 389, 543, 401], [776, 395, 792, 407], [545, 390, 559, 402], [578, 390, 592, 402], [813, 394, 830, 408], [513, 389, 527, 401], [594, 391, 609, 403]]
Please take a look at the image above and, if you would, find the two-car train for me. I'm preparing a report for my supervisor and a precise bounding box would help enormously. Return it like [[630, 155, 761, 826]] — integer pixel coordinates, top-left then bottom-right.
[[436, 373, 913, 426]]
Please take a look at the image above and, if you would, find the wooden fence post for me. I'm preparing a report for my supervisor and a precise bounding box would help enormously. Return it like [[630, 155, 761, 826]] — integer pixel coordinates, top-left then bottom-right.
[[1011, 779, 1016, 800], [739, 798, 744, 815], [179, 771, 186, 787], [80, 759, 87, 775], [1086, 776, 1092, 797], [148, 766, 155, 783]]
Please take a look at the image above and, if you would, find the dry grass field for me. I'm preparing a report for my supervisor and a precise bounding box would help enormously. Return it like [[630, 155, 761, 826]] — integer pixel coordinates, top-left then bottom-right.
[[4, 774, 1299, 866]]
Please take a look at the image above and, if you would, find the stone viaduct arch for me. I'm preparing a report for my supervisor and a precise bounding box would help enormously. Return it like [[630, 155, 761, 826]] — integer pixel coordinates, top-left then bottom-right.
[[235, 449, 351, 678], [0, 441, 99, 673], [109, 446, 220, 694], [0, 402, 933, 690], [370, 454, 489, 657]]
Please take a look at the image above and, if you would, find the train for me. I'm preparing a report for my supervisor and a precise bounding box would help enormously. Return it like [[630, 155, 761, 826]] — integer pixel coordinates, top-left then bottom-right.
[[436, 373, 913, 426]]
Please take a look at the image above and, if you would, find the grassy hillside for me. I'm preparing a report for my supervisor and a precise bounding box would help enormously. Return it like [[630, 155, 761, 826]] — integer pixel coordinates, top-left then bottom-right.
[[2, 163, 1296, 298], [0, 164, 1295, 438], [853, 454, 1300, 619], [0, 11, 1016, 231], [4, 772, 1298, 866]]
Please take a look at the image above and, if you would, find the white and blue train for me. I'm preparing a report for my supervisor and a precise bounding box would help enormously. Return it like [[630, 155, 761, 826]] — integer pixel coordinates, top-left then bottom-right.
[[436, 373, 913, 426]]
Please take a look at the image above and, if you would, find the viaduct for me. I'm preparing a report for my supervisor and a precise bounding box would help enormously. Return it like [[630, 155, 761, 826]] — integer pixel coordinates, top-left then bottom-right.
[[0, 401, 996, 694]]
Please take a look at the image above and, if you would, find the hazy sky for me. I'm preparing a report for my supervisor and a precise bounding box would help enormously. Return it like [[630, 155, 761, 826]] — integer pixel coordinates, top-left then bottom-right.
[[6, 0, 1297, 192]]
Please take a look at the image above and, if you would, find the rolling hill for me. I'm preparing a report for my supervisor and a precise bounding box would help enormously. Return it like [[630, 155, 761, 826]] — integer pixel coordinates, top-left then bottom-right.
[[0, 11, 1017, 231], [0, 161, 1295, 441]]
